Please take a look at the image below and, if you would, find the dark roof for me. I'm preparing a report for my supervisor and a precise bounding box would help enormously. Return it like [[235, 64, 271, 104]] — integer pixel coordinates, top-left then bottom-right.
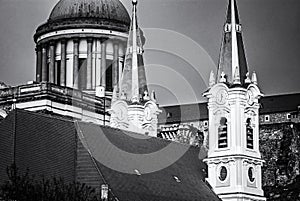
[[0, 109, 220, 201], [76, 122, 220, 201], [159, 93, 300, 124], [0, 109, 77, 184], [260, 93, 300, 114], [49, 0, 130, 24], [34, 0, 130, 42], [158, 102, 208, 124]]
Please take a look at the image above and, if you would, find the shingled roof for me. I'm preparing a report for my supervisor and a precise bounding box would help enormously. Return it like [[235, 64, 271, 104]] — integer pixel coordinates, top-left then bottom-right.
[[158, 93, 300, 124], [158, 102, 208, 124], [259, 93, 300, 114], [0, 109, 220, 201], [0, 110, 77, 184]]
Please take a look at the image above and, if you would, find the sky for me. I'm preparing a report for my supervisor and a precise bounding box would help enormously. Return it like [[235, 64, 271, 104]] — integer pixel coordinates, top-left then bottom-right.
[[0, 0, 299, 106]]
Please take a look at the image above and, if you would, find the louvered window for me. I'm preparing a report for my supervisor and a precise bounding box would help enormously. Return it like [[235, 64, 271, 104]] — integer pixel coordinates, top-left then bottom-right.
[[218, 117, 228, 148], [246, 118, 254, 149]]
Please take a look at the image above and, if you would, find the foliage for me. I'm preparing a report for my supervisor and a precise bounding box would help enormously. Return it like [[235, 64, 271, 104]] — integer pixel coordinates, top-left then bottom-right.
[[260, 123, 300, 201], [0, 164, 100, 201]]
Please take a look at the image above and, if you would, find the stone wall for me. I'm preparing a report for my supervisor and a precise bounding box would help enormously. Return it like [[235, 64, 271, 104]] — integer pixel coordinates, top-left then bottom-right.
[[260, 112, 300, 125]]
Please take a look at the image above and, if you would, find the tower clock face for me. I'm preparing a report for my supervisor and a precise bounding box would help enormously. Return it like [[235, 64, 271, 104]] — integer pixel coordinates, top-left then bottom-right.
[[116, 104, 127, 121], [216, 89, 228, 105], [247, 90, 254, 105]]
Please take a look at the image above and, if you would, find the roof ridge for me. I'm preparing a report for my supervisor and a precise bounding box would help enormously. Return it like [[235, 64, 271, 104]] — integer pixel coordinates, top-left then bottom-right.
[[77, 120, 194, 148], [12, 109, 74, 124], [263, 92, 300, 97], [161, 92, 300, 108]]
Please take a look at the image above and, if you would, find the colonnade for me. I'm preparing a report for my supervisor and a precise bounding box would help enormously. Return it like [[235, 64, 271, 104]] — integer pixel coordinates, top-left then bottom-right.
[[35, 37, 126, 92]]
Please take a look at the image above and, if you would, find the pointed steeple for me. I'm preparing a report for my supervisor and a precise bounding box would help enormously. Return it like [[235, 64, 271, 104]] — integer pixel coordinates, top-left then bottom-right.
[[109, 0, 161, 137], [118, 0, 148, 103], [217, 0, 248, 86]]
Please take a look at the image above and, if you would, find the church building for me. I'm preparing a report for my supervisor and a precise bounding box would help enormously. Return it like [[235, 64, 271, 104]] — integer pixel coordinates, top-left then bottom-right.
[[0, 0, 299, 200]]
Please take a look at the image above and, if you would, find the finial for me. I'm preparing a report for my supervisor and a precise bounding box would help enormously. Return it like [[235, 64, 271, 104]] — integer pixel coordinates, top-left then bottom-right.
[[151, 90, 157, 103], [120, 90, 127, 100], [209, 71, 216, 87], [220, 72, 227, 83], [245, 72, 251, 84], [132, 0, 138, 5], [233, 66, 241, 84], [112, 86, 118, 103], [131, 96, 139, 103], [251, 71, 258, 85], [143, 90, 150, 101]]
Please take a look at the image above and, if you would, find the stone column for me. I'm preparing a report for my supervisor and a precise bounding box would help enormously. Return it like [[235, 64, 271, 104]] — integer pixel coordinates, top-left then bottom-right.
[[49, 41, 55, 83], [119, 42, 125, 90], [73, 38, 79, 89], [35, 45, 42, 82], [95, 40, 101, 87], [41, 44, 48, 82], [60, 39, 66, 86], [92, 40, 96, 89], [87, 38, 93, 90], [113, 40, 119, 90], [100, 38, 107, 88]]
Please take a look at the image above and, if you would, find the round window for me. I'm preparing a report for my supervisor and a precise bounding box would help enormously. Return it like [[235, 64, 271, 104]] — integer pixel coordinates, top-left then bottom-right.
[[248, 167, 255, 182], [219, 166, 227, 181]]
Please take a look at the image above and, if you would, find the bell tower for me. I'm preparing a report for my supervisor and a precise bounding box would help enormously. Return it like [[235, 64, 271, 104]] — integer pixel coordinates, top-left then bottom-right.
[[109, 0, 161, 137], [203, 0, 266, 200]]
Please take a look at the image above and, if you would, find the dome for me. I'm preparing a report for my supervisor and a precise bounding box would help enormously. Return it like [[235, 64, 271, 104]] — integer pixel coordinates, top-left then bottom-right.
[[48, 0, 130, 25], [34, 0, 131, 42]]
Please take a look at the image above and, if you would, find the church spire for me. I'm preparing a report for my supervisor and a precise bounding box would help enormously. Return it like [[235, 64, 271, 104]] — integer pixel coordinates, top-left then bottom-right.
[[109, 0, 161, 137], [217, 0, 248, 86], [118, 0, 148, 103]]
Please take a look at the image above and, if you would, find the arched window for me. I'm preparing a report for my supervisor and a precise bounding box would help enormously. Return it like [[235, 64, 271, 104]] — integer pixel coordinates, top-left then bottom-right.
[[246, 118, 254, 149], [218, 117, 228, 148]]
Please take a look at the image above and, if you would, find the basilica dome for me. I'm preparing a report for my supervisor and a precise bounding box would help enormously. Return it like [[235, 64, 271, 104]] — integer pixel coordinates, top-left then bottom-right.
[[34, 0, 130, 41], [49, 0, 130, 24]]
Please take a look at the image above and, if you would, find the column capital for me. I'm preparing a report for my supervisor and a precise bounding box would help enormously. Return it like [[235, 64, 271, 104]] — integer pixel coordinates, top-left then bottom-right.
[[60, 38, 67, 44], [112, 38, 122, 45], [40, 42, 48, 49], [87, 37, 94, 43], [73, 37, 80, 43], [35, 45, 42, 52], [100, 37, 109, 43], [42, 46, 47, 53], [49, 40, 56, 46]]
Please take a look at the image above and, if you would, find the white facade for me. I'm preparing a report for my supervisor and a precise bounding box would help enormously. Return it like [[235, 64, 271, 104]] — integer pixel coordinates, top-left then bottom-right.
[[109, 100, 161, 137], [204, 82, 266, 201]]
